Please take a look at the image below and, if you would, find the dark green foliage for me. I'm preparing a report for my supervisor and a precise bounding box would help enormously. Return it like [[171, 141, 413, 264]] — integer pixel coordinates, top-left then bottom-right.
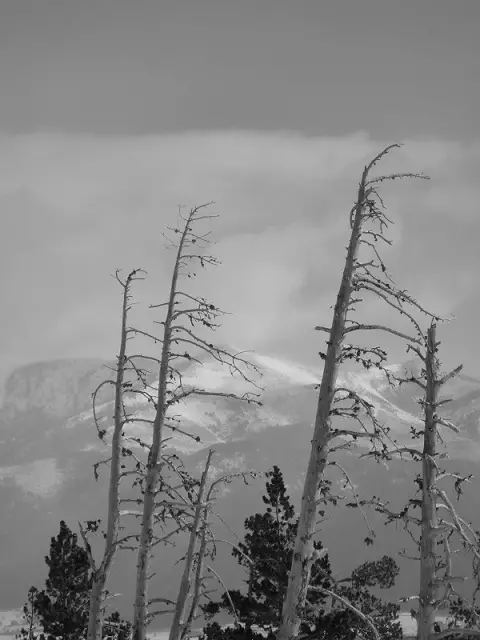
[[202, 466, 331, 637], [201, 466, 402, 640], [16, 520, 130, 640], [444, 597, 480, 640], [306, 556, 402, 640], [103, 610, 132, 640], [35, 520, 92, 638]]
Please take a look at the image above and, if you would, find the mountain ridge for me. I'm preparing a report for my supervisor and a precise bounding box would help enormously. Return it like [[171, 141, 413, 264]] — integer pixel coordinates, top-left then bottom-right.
[[1, 352, 480, 615]]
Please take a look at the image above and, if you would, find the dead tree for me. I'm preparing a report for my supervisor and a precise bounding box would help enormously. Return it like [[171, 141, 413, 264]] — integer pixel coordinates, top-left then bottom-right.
[[366, 323, 480, 640], [127, 205, 262, 640], [178, 464, 262, 640], [137, 450, 262, 640], [168, 450, 215, 640], [79, 268, 146, 640], [277, 144, 440, 640]]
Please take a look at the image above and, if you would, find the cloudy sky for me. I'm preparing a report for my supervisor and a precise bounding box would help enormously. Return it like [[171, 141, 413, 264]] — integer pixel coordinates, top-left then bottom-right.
[[0, 0, 479, 384]]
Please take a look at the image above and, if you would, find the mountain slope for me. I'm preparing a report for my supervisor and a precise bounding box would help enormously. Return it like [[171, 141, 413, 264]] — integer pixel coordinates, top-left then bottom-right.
[[1, 353, 479, 620]]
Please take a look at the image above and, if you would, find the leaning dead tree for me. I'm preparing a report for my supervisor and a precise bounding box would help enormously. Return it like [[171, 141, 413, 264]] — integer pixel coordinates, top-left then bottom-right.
[[365, 323, 480, 640], [167, 449, 215, 640], [165, 451, 262, 640], [79, 268, 146, 640], [277, 144, 441, 640], [125, 204, 262, 640]]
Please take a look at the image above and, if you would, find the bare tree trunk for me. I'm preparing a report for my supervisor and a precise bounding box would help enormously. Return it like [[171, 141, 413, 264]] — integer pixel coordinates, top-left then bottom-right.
[[181, 508, 209, 640], [132, 213, 195, 640], [86, 578, 104, 640], [87, 270, 143, 640], [131, 356, 173, 639], [277, 170, 367, 640], [169, 450, 213, 640], [129, 204, 261, 639], [277, 145, 431, 640], [418, 325, 439, 640]]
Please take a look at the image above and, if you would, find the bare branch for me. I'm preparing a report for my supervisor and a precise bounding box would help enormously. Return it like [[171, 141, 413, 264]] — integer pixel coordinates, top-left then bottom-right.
[[206, 565, 240, 627], [343, 322, 421, 344]]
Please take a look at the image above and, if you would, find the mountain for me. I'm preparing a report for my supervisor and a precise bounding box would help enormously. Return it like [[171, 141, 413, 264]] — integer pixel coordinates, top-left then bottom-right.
[[1, 352, 480, 627]]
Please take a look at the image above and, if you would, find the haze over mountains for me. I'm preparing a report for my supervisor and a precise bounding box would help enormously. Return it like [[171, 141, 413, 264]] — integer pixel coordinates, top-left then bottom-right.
[[1, 350, 480, 627]]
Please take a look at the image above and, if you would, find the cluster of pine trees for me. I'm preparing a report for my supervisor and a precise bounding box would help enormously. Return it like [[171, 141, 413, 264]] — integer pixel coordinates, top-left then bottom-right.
[[17, 146, 480, 640]]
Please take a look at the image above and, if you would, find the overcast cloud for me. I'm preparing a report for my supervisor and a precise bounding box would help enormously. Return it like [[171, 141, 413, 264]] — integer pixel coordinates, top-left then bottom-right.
[[0, 0, 479, 383], [1, 131, 479, 383]]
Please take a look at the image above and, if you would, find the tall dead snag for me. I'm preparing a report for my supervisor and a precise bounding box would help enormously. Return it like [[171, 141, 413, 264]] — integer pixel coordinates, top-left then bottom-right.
[[368, 324, 480, 640], [82, 268, 146, 640], [129, 205, 261, 640], [277, 144, 440, 640]]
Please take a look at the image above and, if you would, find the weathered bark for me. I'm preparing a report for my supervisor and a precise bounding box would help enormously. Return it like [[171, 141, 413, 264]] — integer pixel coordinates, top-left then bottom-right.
[[277, 165, 369, 640], [131, 215, 193, 640], [417, 325, 440, 640], [86, 270, 140, 640], [181, 507, 209, 640], [169, 450, 214, 640]]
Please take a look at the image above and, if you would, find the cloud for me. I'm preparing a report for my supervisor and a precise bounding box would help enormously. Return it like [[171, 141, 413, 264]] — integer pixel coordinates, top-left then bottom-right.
[[0, 130, 479, 383]]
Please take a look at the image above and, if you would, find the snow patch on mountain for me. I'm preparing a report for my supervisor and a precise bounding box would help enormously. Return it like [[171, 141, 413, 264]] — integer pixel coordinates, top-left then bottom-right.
[[250, 353, 322, 388]]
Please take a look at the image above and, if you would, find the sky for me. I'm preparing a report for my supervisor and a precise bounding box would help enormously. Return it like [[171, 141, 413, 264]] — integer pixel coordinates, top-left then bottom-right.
[[0, 0, 479, 384]]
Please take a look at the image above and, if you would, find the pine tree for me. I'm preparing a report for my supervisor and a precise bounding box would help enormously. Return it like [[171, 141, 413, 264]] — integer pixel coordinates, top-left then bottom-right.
[[16, 586, 41, 639], [34, 520, 92, 639], [202, 466, 331, 639], [17, 521, 130, 640]]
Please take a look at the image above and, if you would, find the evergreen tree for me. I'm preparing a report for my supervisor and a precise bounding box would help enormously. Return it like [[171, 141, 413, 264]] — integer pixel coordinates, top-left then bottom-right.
[[35, 520, 92, 639], [201, 466, 402, 640], [202, 466, 331, 639], [17, 521, 130, 640]]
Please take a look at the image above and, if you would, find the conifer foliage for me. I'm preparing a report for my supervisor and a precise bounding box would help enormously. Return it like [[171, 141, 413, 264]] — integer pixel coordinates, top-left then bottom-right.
[[17, 520, 130, 640]]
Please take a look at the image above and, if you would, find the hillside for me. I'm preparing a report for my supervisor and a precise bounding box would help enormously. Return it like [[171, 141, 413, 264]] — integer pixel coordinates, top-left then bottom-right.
[[1, 352, 479, 627]]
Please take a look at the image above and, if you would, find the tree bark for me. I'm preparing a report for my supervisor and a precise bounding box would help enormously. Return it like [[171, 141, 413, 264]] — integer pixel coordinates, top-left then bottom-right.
[[417, 325, 439, 640], [131, 218, 190, 640], [181, 507, 210, 640], [87, 270, 139, 640]]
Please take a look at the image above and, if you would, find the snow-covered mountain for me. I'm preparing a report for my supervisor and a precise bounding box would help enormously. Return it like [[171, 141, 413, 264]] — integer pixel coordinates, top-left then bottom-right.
[[1, 351, 480, 618]]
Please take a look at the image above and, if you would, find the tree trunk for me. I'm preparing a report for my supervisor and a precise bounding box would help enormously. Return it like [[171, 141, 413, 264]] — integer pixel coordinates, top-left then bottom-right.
[[132, 216, 190, 640], [417, 325, 439, 640], [170, 451, 213, 640], [132, 457, 161, 640], [86, 577, 104, 640], [181, 508, 210, 640], [87, 270, 137, 640], [277, 176, 367, 640]]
